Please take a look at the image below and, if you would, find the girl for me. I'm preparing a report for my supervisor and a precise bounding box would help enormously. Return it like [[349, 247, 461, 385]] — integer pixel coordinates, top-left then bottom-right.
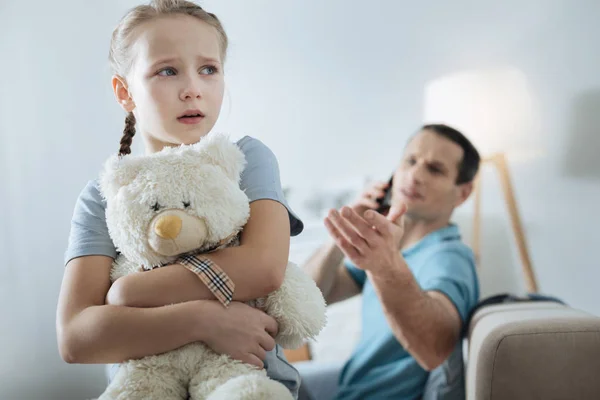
[[56, 0, 303, 398]]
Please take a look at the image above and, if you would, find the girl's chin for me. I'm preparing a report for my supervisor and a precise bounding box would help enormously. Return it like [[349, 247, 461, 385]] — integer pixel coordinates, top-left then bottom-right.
[[167, 133, 208, 146]]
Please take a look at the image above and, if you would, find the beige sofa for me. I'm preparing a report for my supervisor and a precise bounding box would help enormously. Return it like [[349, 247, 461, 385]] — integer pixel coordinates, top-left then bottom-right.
[[288, 299, 600, 400], [465, 301, 600, 400]]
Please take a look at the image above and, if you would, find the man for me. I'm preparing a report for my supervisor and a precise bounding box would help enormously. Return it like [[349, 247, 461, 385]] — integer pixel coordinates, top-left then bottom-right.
[[297, 124, 481, 400]]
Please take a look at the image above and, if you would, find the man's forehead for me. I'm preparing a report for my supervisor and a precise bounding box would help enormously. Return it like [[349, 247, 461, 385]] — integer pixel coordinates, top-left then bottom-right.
[[404, 130, 464, 165]]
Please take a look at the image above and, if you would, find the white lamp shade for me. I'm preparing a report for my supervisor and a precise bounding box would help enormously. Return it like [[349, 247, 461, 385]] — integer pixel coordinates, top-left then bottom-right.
[[423, 66, 540, 157]]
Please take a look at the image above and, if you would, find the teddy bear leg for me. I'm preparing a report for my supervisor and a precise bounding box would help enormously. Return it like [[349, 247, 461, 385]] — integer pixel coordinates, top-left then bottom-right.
[[186, 351, 293, 400], [203, 374, 294, 400], [98, 359, 187, 400]]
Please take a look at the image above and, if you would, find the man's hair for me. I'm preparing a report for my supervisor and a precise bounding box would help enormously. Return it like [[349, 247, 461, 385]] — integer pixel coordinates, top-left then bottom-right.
[[420, 124, 481, 184]]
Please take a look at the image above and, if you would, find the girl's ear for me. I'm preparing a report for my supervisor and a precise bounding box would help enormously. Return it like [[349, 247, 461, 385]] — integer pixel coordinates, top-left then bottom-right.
[[112, 75, 135, 112]]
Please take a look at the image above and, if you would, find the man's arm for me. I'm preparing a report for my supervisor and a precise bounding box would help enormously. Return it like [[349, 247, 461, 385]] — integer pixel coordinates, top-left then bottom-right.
[[302, 180, 392, 305], [367, 262, 461, 371], [302, 241, 361, 305], [323, 205, 465, 371], [107, 199, 291, 307]]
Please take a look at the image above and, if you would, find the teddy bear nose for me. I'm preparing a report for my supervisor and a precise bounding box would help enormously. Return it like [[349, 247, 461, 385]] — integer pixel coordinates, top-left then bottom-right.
[[154, 215, 182, 239]]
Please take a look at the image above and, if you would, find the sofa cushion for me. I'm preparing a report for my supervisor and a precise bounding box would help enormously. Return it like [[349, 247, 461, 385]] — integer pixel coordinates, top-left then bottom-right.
[[466, 303, 600, 400]]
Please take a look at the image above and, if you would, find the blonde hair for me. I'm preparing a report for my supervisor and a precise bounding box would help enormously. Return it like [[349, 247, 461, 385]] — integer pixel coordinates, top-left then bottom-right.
[[109, 0, 228, 156]]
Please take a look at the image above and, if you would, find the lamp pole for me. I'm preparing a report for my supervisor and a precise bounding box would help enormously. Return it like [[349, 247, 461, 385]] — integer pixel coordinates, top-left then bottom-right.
[[472, 153, 539, 293]]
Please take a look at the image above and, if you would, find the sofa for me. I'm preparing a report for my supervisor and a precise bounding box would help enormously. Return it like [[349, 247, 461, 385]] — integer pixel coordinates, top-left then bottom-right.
[[288, 299, 600, 400], [463, 300, 600, 399]]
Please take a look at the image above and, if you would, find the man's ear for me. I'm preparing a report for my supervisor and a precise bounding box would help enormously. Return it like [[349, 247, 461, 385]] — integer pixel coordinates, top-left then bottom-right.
[[455, 181, 474, 208], [112, 75, 135, 112]]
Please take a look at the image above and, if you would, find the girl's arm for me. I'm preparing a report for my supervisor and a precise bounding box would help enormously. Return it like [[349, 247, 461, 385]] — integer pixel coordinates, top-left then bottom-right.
[[57, 255, 277, 366], [107, 198, 291, 307]]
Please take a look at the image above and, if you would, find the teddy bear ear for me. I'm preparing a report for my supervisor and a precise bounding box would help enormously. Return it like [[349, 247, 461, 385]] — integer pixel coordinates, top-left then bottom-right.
[[190, 132, 247, 182], [98, 153, 143, 199]]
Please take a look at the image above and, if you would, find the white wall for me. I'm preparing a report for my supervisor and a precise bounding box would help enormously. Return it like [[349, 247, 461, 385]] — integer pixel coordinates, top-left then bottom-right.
[[1, 1, 599, 399]]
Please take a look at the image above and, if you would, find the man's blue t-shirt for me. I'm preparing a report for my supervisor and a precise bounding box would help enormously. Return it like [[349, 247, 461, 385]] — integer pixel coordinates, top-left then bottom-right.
[[335, 224, 479, 400]]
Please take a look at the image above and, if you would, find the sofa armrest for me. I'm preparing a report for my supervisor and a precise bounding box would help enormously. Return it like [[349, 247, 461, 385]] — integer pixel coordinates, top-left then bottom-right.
[[466, 302, 600, 400]]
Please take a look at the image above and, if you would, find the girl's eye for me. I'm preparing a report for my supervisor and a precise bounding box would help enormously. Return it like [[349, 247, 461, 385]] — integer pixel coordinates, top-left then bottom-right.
[[151, 202, 162, 212], [200, 66, 218, 75], [158, 68, 177, 76]]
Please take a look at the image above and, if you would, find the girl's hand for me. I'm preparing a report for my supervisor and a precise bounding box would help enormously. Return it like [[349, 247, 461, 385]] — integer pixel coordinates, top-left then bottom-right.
[[197, 301, 278, 369]]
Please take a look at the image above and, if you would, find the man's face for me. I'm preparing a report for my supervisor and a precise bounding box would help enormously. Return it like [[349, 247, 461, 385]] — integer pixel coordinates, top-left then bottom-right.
[[391, 129, 472, 222]]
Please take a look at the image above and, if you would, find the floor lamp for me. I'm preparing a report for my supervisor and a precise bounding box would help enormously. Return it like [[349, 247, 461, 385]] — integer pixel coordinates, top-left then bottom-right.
[[472, 153, 538, 293], [423, 66, 540, 294]]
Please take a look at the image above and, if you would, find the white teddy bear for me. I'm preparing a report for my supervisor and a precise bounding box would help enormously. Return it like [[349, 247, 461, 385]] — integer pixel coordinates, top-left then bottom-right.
[[96, 132, 326, 400]]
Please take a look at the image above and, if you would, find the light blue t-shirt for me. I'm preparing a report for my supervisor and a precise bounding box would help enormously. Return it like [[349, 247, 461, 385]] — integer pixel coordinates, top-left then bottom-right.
[[64, 136, 303, 398], [336, 224, 479, 400]]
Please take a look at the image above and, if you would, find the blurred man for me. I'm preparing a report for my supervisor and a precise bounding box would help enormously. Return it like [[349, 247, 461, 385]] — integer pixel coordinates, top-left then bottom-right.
[[298, 124, 481, 400]]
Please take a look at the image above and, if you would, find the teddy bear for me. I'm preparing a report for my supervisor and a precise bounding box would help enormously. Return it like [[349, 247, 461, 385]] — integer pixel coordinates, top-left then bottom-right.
[[96, 132, 327, 400]]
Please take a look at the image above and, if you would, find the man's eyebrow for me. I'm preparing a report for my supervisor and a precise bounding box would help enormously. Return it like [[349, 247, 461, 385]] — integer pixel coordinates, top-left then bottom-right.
[[427, 160, 449, 172]]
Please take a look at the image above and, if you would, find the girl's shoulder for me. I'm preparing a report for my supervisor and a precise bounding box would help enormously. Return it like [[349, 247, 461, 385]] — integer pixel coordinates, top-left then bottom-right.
[[80, 179, 107, 209], [235, 135, 277, 161]]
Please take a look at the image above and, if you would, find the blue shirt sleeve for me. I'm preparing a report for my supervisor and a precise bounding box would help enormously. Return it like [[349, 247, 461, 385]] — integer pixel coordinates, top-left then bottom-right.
[[417, 251, 479, 323], [64, 180, 117, 265], [237, 136, 303, 236], [345, 261, 367, 290]]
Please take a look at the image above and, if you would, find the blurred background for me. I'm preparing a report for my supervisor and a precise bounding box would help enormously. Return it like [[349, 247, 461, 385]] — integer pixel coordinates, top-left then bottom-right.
[[1, 0, 599, 398]]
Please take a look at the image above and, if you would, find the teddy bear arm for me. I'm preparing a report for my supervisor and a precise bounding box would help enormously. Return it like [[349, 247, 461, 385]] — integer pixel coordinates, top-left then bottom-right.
[[261, 262, 327, 349]]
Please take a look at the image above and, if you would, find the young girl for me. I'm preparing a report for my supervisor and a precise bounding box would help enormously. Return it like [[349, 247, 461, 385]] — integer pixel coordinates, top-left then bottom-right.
[[56, 0, 303, 397]]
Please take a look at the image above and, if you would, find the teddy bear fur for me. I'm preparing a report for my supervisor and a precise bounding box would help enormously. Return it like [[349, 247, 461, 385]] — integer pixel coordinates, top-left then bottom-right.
[[96, 132, 327, 400]]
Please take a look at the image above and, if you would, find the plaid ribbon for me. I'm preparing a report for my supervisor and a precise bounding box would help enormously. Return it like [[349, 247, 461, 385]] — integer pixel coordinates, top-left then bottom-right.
[[177, 254, 235, 307]]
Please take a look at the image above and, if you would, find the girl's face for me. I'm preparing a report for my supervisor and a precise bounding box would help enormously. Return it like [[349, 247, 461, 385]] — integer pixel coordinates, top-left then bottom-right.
[[114, 15, 225, 153]]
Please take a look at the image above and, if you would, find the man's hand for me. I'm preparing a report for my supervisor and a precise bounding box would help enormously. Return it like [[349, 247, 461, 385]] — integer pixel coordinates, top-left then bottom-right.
[[324, 204, 407, 273], [350, 180, 390, 217]]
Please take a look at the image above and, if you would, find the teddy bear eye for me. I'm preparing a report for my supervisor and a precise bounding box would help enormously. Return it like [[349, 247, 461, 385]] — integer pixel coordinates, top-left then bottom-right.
[[151, 201, 162, 212], [183, 201, 191, 209]]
